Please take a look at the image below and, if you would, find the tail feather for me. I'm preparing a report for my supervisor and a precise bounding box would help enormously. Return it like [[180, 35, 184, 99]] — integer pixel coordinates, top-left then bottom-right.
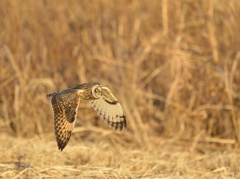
[[46, 93, 56, 98]]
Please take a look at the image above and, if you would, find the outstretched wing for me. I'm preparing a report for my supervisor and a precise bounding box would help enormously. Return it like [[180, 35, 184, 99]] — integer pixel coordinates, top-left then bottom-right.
[[47, 90, 80, 151], [90, 87, 127, 130]]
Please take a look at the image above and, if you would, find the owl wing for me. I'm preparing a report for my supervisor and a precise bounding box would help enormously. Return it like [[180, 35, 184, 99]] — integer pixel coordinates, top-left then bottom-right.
[[90, 87, 127, 131], [47, 90, 80, 151]]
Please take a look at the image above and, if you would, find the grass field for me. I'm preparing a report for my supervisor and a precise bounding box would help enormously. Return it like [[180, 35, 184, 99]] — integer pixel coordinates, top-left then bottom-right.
[[1, 0, 240, 178], [0, 133, 239, 178]]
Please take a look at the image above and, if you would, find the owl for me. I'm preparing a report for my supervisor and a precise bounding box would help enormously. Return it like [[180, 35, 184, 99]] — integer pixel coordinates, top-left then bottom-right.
[[47, 82, 127, 151]]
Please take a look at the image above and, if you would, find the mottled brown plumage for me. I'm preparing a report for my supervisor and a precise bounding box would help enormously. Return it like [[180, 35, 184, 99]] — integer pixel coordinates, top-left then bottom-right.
[[47, 82, 126, 151]]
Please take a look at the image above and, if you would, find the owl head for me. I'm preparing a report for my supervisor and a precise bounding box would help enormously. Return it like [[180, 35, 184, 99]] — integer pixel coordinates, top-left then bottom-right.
[[92, 84, 102, 98], [73, 82, 102, 100]]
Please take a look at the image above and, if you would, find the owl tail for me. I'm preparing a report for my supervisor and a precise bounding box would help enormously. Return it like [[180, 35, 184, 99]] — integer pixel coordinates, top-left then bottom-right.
[[46, 92, 57, 98]]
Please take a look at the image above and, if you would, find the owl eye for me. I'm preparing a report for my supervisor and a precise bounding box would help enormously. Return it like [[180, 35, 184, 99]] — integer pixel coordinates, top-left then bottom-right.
[[95, 88, 99, 93]]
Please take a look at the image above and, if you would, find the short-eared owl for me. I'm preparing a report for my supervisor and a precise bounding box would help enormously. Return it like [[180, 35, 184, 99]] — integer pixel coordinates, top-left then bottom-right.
[[47, 82, 127, 151]]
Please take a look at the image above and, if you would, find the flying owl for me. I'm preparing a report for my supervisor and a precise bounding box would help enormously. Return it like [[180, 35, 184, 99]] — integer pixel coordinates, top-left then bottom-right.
[[47, 82, 127, 151]]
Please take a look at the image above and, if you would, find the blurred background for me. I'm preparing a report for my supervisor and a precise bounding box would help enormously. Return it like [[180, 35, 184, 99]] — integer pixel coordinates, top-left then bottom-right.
[[0, 0, 240, 148]]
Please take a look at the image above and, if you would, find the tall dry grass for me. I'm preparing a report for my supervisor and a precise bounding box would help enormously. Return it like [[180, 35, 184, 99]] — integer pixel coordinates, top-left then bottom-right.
[[1, 0, 239, 144], [0, 0, 240, 178]]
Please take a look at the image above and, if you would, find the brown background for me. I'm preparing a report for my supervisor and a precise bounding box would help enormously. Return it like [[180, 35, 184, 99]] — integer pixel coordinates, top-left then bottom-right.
[[0, 0, 240, 178]]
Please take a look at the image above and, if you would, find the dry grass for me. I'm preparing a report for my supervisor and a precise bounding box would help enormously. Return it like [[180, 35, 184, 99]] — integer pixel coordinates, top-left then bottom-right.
[[1, 133, 240, 178], [1, 0, 240, 178]]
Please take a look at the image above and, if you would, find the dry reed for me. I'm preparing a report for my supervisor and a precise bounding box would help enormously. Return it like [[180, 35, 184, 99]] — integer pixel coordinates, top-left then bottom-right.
[[0, 0, 240, 178]]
